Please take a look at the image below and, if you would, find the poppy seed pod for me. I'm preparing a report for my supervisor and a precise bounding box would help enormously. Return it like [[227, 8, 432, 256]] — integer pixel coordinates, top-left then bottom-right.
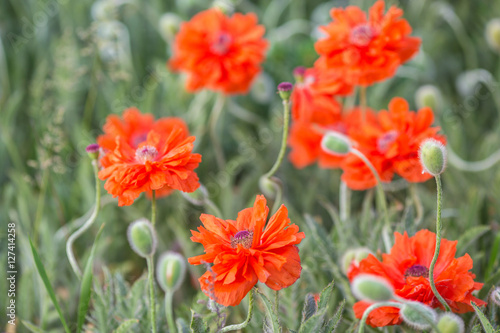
[[277, 82, 293, 101], [415, 85, 442, 111], [127, 219, 157, 258], [341, 247, 373, 274], [156, 252, 186, 293], [436, 313, 465, 333], [400, 302, 437, 331], [486, 18, 500, 53], [419, 138, 447, 176], [86, 143, 100, 160], [321, 132, 351, 156], [351, 274, 394, 302]]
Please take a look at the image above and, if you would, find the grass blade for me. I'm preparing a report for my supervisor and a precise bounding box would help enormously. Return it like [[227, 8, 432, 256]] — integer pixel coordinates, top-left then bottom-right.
[[29, 238, 71, 333], [471, 301, 495, 333]]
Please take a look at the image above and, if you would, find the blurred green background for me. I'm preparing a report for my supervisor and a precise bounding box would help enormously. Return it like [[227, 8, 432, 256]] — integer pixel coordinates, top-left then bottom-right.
[[1, 0, 500, 332]]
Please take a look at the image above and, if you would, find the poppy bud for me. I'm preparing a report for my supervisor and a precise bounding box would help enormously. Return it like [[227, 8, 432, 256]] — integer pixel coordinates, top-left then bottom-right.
[[415, 85, 442, 111], [159, 13, 182, 43], [400, 302, 437, 331], [156, 252, 186, 293], [491, 287, 500, 306], [293, 66, 306, 83], [351, 274, 394, 302], [277, 82, 293, 101], [341, 247, 373, 274], [436, 313, 465, 333], [258, 176, 281, 200], [212, 0, 234, 15], [86, 143, 100, 160], [486, 19, 500, 53], [419, 138, 446, 176], [127, 219, 157, 258], [321, 132, 351, 156]]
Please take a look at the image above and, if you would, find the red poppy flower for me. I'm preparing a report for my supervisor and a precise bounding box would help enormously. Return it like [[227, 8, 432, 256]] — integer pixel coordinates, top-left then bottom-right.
[[97, 109, 201, 206], [315, 0, 421, 86], [169, 8, 268, 94], [188, 195, 305, 306], [348, 230, 486, 327]]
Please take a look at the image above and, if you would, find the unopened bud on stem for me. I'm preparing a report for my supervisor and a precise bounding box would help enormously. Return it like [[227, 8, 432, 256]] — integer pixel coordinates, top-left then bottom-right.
[[157, 252, 186, 293], [321, 132, 351, 156], [400, 301, 437, 331], [436, 313, 465, 333], [351, 274, 394, 302], [127, 219, 157, 258], [419, 139, 446, 176]]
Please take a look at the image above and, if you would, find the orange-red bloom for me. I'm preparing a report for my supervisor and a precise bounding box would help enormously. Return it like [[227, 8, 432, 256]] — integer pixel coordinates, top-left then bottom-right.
[[169, 8, 268, 94], [188, 195, 305, 306], [348, 230, 486, 327], [315, 0, 421, 86], [97, 109, 201, 206]]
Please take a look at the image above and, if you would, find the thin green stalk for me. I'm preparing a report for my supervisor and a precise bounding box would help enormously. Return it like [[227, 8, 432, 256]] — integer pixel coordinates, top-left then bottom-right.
[[350, 148, 391, 251], [429, 175, 451, 312], [151, 190, 157, 226], [209, 94, 227, 170], [219, 289, 255, 332], [263, 99, 290, 180], [409, 183, 424, 226], [165, 291, 176, 333], [33, 167, 50, 246], [66, 159, 102, 278], [147, 257, 157, 333], [339, 181, 351, 222], [274, 290, 280, 327], [205, 198, 223, 217], [358, 302, 402, 333]]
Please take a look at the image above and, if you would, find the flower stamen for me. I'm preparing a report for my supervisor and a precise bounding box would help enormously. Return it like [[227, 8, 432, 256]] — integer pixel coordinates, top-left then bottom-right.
[[231, 230, 253, 249], [349, 24, 375, 47], [135, 145, 159, 164], [404, 264, 429, 279], [211, 32, 232, 55]]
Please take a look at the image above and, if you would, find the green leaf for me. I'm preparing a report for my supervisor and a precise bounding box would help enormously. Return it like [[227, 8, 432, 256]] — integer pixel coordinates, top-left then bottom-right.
[[318, 280, 335, 310], [21, 320, 47, 333], [456, 225, 490, 255], [471, 301, 495, 333], [471, 324, 482, 333], [299, 307, 327, 333], [301, 293, 318, 323], [113, 319, 139, 333], [323, 300, 345, 333], [177, 318, 190, 333], [258, 291, 281, 333], [29, 237, 71, 333], [479, 268, 500, 299], [190, 309, 209, 333], [77, 224, 105, 333]]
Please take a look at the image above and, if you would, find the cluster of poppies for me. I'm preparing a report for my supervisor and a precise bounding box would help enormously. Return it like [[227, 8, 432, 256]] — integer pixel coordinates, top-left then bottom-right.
[[91, 1, 486, 329]]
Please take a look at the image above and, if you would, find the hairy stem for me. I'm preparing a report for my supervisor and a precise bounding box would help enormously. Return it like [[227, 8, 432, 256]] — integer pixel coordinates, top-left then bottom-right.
[[264, 99, 290, 180], [165, 290, 176, 333], [147, 256, 157, 333], [219, 289, 255, 332], [358, 302, 402, 333]]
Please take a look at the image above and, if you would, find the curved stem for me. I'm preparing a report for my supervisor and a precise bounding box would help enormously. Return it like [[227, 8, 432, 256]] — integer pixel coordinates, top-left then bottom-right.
[[147, 256, 157, 333], [209, 94, 227, 170], [350, 148, 391, 251], [429, 175, 451, 312], [205, 198, 223, 217], [151, 190, 157, 226], [358, 301, 402, 333], [66, 159, 101, 278], [219, 289, 255, 332], [165, 290, 176, 333], [263, 99, 290, 180], [448, 145, 500, 172]]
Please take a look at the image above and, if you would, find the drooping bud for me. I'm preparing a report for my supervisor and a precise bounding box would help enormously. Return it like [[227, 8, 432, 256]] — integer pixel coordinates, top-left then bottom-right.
[[415, 85, 442, 111], [212, 0, 234, 15], [181, 184, 208, 206], [351, 274, 394, 302], [127, 219, 157, 258], [159, 13, 182, 43], [436, 313, 465, 333], [86, 143, 100, 160], [486, 19, 500, 53], [419, 138, 447, 176], [321, 131, 351, 156], [400, 302, 437, 331], [156, 252, 186, 293], [258, 177, 281, 200], [341, 247, 373, 274], [277, 82, 293, 101], [490, 287, 500, 306]]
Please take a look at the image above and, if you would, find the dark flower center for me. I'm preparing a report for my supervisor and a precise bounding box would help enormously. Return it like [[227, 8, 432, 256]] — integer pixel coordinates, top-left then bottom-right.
[[211, 32, 232, 55], [231, 230, 253, 249], [377, 130, 399, 152], [405, 264, 429, 278], [135, 145, 158, 163], [350, 24, 375, 47]]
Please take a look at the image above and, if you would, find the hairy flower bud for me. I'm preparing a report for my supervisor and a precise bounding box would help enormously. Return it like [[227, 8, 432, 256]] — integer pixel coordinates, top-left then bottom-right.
[[486, 19, 500, 53], [321, 132, 351, 156], [159, 13, 182, 43], [127, 219, 157, 258], [341, 247, 373, 274], [400, 302, 437, 331], [436, 313, 465, 333], [156, 252, 186, 293], [491, 287, 500, 306], [351, 274, 394, 302], [419, 138, 446, 176], [415, 85, 442, 111], [258, 177, 281, 200]]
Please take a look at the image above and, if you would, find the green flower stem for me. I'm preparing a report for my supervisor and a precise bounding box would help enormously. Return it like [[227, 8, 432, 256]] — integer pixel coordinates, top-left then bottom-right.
[[429, 175, 451, 312], [358, 301, 402, 333], [151, 190, 157, 226], [165, 290, 176, 333], [274, 290, 280, 327], [205, 198, 223, 217], [147, 256, 157, 333], [263, 98, 290, 180], [339, 181, 351, 222], [66, 159, 102, 278], [350, 148, 391, 251], [219, 289, 255, 332], [409, 183, 424, 226], [210, 93, 227, 170]]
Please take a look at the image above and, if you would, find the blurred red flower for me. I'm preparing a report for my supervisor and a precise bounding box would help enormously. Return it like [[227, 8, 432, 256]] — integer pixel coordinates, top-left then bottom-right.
[[348, 230, 486, 327], [188, 195, 305, 306], [169, 8, 268, 94], [97, 108, 201, 206], [315, 0, 421, 86]]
